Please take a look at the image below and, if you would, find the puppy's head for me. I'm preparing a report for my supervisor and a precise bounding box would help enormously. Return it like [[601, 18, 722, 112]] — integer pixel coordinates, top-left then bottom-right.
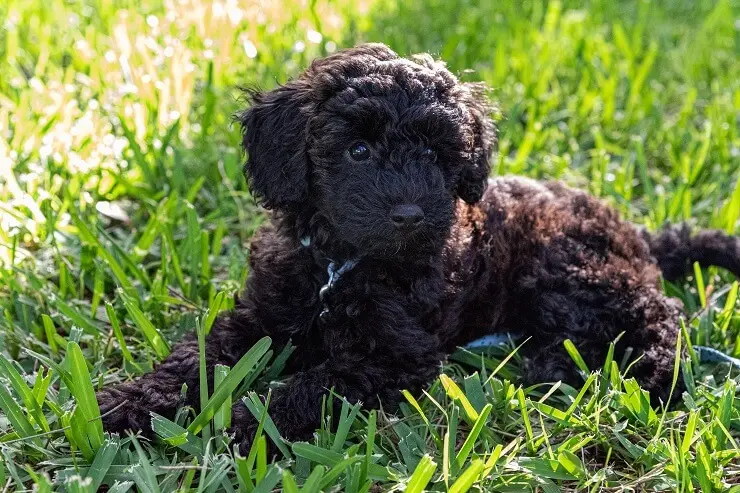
[[238, 43, 495, 258]]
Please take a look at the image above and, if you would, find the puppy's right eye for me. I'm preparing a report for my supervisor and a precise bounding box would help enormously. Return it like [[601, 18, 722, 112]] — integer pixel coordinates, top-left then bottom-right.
[[348, 142, 371, 161]]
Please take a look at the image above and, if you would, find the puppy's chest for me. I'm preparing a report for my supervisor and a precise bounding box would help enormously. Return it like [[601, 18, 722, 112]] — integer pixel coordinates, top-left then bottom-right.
[[311, 265, 443, 332]]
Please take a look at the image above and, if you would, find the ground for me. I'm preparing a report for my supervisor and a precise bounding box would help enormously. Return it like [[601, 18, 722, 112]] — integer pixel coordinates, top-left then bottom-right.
[[0, 0, 739, 491]]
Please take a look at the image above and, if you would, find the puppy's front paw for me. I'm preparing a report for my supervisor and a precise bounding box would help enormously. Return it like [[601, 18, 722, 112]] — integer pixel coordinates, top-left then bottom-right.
[[96, 386, 154, 435], [229, 401, 260, 455]]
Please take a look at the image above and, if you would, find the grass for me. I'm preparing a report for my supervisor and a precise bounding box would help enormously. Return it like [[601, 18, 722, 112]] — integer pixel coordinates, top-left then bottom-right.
[[1, 0, 739, 490]]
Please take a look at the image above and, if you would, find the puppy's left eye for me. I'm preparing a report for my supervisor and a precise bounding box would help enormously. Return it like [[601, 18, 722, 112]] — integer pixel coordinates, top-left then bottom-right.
[[421, 147, 436, 160], [348, 142, 371, 161]]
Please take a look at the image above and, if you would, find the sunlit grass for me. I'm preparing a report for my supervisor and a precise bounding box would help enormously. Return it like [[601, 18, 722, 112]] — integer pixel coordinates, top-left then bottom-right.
[[1, 0, 739, 491]]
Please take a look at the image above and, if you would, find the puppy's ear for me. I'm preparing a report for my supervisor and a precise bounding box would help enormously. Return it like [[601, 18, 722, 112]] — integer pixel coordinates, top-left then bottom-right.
[[237, 81, 313, 210], [457, 83, 496, 204]]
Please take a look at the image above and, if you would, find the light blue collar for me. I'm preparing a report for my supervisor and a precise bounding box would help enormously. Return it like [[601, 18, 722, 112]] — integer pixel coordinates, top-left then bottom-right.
[[300, 236, 359, 287], [326, 259, 359, 288], [465, 333, 521, 349], [302, 236, 360, 318]]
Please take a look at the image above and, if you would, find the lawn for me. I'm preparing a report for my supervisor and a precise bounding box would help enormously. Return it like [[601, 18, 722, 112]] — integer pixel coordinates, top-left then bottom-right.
[[1, 0, 739, 490]]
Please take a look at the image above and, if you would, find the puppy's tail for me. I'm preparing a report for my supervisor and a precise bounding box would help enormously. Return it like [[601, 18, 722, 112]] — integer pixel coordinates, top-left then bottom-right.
[[643, 224, 740, 282]]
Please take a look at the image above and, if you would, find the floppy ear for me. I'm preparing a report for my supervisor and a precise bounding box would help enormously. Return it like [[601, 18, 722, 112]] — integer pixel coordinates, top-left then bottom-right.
[[457, 83, 496, 204], [236, 81, 313, 210]]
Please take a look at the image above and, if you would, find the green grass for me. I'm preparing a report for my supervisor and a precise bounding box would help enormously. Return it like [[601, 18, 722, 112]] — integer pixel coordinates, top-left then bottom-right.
[[1, 0, 739, 490]]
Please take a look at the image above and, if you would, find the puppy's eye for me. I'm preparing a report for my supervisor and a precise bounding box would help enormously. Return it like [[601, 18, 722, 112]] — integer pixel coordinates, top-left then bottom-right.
[[348, 142, 371, 161], [421, 147, 436, 160]]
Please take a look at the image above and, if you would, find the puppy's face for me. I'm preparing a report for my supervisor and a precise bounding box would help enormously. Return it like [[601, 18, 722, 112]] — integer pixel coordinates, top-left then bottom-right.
[[239, 44, 495, 259]]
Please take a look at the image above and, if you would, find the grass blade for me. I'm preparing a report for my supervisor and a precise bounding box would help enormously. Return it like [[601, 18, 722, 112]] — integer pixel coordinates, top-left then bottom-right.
[[120, 291, 171, 359], [67, 341, 104, 452], [152, 413, 204, 456], [448, 458, 484, 493], [187, 337, 271, 435], [0, 383, 36, 439], [0, 355, 49, 432], [406, 454, 437, 493], [455, 403, 492, 468], [85, 438, 120, 491]]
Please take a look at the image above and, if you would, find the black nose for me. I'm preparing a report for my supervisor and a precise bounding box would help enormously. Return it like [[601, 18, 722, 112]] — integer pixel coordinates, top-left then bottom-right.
[[390, 204, 425, 229]]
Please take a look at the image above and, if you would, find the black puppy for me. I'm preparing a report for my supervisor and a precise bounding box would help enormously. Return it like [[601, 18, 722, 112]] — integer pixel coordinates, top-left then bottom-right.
[[98, 43, 740, 451]]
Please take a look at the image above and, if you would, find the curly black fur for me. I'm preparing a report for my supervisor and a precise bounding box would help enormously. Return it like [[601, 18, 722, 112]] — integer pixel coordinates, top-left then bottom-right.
[[97, 43, 740, 453]]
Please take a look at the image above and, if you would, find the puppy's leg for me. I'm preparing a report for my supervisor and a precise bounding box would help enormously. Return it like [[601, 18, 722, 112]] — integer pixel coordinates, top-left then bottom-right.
[[97, 225, 318, 435], [521, 302, 682, 405], [512, 265, 682, 405], [231, 320, 443, 452], [621, 292, 685, 405], [97, 311, 265, 435]]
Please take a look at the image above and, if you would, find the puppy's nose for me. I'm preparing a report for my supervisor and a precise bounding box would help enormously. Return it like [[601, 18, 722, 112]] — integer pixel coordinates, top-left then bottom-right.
[[390, 204, 424, 229]]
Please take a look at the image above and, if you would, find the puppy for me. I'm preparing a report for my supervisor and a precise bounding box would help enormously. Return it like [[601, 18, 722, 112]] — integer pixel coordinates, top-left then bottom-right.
[[98, 43, 740, 451]]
